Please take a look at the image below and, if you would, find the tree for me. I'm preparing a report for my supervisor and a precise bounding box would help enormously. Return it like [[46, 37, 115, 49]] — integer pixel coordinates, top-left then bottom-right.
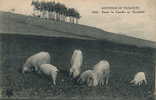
[[31, 0, 41, 16], [74, 10, 81, 24], [59, 4, 67, 21], [67, 8, 73, 23], [31, 0, 81, 23], [40, 1, 45, 18], [54, 2, 61, 21], [47, 1, 56, 20], [67, 8, 79, 23]]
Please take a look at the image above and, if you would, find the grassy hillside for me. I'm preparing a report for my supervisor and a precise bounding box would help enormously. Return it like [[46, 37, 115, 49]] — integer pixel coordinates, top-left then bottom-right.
[[0, 34, 154, 99], [0, 11, 156, 49], [0, 12, 155, 99]]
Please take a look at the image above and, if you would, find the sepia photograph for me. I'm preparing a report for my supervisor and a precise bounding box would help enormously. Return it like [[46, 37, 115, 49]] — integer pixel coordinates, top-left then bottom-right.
[[0, 0, 156, 99]]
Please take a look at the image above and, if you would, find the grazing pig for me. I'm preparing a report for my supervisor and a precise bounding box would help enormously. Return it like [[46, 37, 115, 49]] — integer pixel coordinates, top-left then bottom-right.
[[39, 64, 59, 85], [70, 49, 83, 78], [130, 72, 147, 86], [79, 60, 110, 87], [22, 51, 51, 73], [93, 60, 110, 86], [79, 70, 98, 87]]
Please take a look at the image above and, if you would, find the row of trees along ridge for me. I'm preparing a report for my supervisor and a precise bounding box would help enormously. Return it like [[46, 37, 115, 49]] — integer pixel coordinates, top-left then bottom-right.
[[31, 0, 81, 24]]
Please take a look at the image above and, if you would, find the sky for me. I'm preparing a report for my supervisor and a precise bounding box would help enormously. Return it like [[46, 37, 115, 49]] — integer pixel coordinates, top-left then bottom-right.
[[0, 0, 156, 41]]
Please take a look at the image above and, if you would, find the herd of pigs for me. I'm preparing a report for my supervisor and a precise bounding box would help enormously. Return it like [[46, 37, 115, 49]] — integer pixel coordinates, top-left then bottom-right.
[[22, 49, 147, 87]]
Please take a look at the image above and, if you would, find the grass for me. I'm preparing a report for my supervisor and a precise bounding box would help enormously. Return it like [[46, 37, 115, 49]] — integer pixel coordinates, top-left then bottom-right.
[[0, 34, 155, 100]]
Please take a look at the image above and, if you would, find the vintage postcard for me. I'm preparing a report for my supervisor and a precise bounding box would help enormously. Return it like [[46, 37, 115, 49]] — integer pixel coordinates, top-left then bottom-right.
[[0, 0, 156, 99]]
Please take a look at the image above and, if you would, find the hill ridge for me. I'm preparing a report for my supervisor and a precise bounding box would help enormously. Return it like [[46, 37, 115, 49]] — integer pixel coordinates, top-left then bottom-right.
[[0, 11, 156, 49]]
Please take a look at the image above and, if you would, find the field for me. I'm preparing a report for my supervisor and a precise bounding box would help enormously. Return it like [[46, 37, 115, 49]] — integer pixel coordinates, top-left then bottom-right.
[[0, 34, 155, 100]]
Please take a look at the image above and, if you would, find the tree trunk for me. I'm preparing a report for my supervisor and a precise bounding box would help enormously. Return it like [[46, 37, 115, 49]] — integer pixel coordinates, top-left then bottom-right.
[[153, 51, 156, 98], [70, 17, 71, 23], [76, 18, 78, 24], [72, 17, 75, 23], [56, 13, 59, 21], [154, 63, 156, 96]]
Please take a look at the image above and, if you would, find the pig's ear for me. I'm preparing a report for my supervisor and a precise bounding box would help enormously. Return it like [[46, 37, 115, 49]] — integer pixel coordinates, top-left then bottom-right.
[[130, 80, 134, 84], [56, 69, 59, 72], [22, 69, 25, 74], [87, 77, 93, 86]]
